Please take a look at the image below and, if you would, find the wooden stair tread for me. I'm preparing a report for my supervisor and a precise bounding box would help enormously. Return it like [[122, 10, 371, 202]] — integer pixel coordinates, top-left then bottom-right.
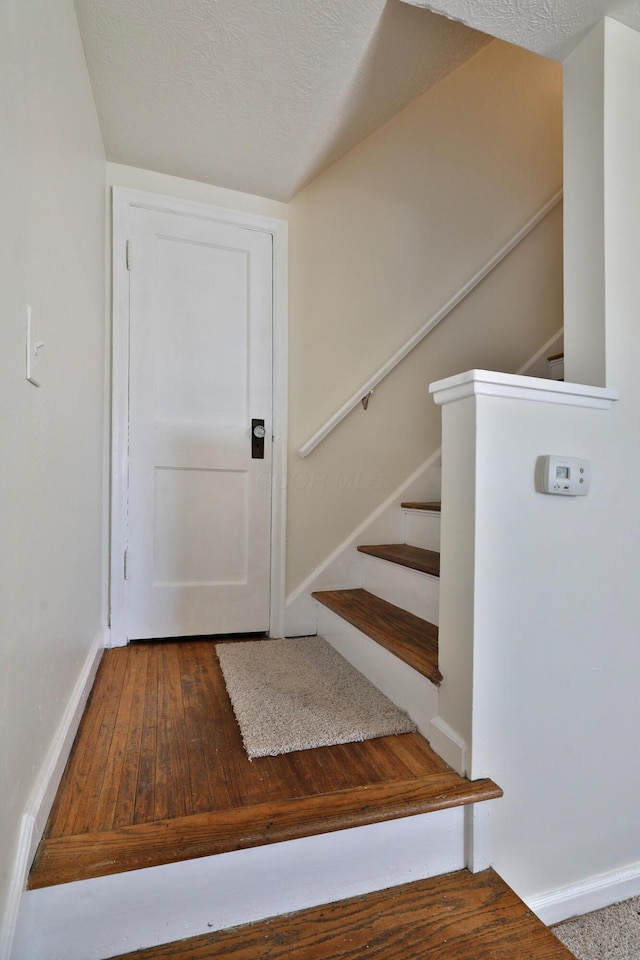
[[109, 868, 573, 959], [312, 588, 441, 684], [29, 772, 500, 888], [401, 501, 441, 512], [357, 543, 440, 577]]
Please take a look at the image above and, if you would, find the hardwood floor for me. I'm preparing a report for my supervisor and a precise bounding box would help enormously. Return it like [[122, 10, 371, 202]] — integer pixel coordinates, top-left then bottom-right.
[[109, 869, 575, 960], [29, 639, 500, 889]]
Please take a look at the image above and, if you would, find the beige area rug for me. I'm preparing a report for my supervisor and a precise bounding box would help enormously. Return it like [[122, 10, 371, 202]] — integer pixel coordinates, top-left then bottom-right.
[[553, 895, 640, 959], [215, 636, 416, 759]]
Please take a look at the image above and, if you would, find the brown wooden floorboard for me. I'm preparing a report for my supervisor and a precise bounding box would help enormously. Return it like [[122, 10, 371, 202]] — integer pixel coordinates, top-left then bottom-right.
[[134, 644, 159, 824], [177, 642, 214, 815], [113, 646, 149, 828], [50, 650, 128, 838], [108, 869, 575, 960], [357, 543, 440, 577], [29, 640, 498, 889], [312, 589, 441, 684]]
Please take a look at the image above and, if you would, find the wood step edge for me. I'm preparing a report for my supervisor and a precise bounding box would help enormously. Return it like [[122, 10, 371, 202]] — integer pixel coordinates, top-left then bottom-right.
[[313, 588, 441, 685], [401, 501, 441, 511], [108, 868, 573, 960], [357, 543, 440, 577], [29, 774, 502, 889]]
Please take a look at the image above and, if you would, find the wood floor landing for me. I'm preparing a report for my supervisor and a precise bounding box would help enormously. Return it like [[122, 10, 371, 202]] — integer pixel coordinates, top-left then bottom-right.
[[109, 869, 574, 960], [29, 640, 499, 889]]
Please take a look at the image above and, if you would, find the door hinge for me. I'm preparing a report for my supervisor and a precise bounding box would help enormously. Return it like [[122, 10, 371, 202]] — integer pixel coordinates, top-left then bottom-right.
[[126, 239, 132, 271], [123, 548, 129, 580]]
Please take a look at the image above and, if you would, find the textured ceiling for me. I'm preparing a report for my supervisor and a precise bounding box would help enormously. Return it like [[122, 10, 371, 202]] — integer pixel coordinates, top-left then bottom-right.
[[73, 0, 491, 200], [400, 0, 640, 60]]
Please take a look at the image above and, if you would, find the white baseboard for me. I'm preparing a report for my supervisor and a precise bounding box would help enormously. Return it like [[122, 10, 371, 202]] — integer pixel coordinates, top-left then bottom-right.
[[527, 860, 640, 926], [0, 815, 35, 960], [28, 631, 105, 861], [284, 589, 320, 638], [428, 716, 467, 776], [1, 630, 105, 960], [18, 807, 464, 960]]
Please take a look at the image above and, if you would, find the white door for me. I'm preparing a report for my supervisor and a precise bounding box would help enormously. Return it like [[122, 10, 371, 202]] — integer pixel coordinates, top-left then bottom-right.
[[124, 205, 273, 640]]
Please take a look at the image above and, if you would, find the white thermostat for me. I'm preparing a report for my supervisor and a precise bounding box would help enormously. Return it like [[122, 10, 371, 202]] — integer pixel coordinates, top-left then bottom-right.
[[538, 455, 591, 497]]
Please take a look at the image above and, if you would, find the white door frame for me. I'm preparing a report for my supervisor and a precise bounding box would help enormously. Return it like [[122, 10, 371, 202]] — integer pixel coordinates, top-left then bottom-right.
[[110, 187, 288, 646]]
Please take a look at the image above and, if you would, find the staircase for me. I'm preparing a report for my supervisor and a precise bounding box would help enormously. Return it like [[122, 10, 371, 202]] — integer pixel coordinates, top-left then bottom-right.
[[312, 500, 443, 744]]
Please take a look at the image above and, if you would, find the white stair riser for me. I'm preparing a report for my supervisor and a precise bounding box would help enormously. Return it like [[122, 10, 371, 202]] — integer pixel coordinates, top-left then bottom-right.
[[362, 555, 439, 625], [318, 605, 438, 737], [403, 509, 441, 551], [16, 808, 465, 960]]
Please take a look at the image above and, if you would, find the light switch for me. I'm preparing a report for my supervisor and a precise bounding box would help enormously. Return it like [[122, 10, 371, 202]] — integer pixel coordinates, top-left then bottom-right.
[[26, 306, 44, 387]]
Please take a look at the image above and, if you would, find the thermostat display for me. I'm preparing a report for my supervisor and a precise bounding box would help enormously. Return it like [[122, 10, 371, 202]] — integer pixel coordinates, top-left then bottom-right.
[[538, 455, 591, 497]]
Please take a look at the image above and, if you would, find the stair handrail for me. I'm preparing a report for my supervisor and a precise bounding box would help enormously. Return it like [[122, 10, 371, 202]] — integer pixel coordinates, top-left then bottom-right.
[[297, 189, 563, 459]]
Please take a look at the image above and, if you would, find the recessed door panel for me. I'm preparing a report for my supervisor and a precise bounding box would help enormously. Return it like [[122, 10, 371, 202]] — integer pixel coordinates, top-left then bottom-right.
[[153, 237, 250, 425], [153, 467, 248, 585]]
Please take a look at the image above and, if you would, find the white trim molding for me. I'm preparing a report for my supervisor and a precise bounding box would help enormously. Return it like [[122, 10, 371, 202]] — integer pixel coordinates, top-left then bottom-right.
[[527, 860, 640, 926], [464, 801, 494, 875], [430, 369, 619, 410], [110, 187, 288, 644], [428, 716, 467, 776]]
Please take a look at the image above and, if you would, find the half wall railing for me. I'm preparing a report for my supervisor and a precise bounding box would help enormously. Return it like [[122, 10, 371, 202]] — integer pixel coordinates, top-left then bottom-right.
[[297, 189, 563, 459]]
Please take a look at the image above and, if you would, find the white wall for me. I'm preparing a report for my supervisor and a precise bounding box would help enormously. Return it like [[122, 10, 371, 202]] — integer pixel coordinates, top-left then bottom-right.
[[430, 18, 640, 913], [434, 377, 621, 903], [0, 0, 106, 945], [286, 39, 563, 594]]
